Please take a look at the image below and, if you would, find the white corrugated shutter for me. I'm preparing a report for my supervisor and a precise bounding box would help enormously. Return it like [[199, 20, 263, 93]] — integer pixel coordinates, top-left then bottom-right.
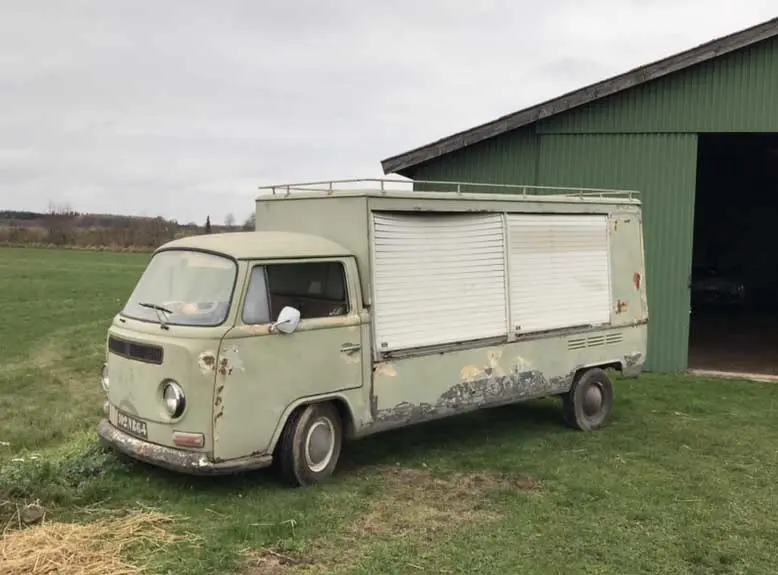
[[507, 214, 611, 334], [372, 212, 507, 351]]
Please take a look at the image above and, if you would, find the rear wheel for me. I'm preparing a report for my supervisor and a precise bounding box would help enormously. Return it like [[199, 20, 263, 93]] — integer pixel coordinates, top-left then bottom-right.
[[562, 368, 614, 431], [276, 402, 343, 487]]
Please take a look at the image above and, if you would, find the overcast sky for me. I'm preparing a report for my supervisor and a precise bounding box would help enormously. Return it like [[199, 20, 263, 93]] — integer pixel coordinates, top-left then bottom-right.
[[1, 1, 776, 224]]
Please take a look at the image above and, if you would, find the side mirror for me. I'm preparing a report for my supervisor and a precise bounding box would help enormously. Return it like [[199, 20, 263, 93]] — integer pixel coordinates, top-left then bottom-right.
[[271, 306, 301, 334]]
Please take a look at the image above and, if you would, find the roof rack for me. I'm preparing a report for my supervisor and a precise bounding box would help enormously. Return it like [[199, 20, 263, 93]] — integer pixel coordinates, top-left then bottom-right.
[[257, 178, 639, 200]]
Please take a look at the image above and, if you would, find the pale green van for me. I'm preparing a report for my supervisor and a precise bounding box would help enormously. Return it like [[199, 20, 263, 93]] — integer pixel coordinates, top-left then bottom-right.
[[97, 180, 648, 486]]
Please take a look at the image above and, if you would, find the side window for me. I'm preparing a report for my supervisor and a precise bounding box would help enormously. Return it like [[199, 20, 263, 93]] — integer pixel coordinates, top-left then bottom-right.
[[266, 262, 349, 320], [242, 266, 271, 325]]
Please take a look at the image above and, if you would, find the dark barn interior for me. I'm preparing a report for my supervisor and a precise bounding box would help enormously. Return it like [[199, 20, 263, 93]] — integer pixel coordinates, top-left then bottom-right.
[[688, 133, 778, 375]]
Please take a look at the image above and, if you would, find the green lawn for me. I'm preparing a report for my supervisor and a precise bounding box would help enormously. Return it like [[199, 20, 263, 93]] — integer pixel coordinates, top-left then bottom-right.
[[1, 246, 777, 574]]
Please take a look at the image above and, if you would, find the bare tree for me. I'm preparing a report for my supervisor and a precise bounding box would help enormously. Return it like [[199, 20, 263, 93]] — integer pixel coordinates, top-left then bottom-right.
[[224, 212, 236, 228], [242, 213, 255, 231], [46, 200, 76, 245]]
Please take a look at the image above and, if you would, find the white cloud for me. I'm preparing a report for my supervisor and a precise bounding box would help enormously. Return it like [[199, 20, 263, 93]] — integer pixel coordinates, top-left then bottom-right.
[[0, 0, 775, 222]]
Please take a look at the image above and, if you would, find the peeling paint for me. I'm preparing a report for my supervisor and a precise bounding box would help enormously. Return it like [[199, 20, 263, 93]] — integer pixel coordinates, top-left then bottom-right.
[[623, 351, 645, 377], [460, 365, 482, 380], [238, 324, 272, 336], [616, 299, 629, 314], [341, 351, 361, 365], [372, 366, 575, 430], [624, 351, 644, 368], [374, 363, 397, 377], [461, 350, 508, 381]]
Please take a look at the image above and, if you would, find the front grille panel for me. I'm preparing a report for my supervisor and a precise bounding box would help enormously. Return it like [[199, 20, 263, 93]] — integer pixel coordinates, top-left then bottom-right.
[[108, 336, 163, 364]]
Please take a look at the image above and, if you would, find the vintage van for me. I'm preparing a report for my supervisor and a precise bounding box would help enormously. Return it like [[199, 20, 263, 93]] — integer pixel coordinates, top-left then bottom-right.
[[97, 179, 648, 486]]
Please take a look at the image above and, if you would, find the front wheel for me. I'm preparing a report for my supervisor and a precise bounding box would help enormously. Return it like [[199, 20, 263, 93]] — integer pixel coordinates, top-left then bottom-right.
[[276, 402, 343, 487], [562, 368, 614, 431]]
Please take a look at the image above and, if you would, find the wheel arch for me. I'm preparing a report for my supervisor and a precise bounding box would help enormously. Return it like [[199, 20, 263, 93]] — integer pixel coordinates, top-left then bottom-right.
[[558, 360, 623, 395], [268, 393, 357, 454], [573, 361, 623, 381]]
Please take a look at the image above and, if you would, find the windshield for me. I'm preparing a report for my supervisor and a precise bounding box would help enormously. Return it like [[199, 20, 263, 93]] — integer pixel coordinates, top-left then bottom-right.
[[122, 250, 237, 327]]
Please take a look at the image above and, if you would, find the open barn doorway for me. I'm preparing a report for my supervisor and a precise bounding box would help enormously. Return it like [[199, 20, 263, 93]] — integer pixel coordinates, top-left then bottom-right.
[[688, 133, 778, 376]]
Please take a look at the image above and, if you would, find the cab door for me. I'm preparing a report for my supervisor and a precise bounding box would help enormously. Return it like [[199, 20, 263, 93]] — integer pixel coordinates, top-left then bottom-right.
[[212, 257, 365, 462]]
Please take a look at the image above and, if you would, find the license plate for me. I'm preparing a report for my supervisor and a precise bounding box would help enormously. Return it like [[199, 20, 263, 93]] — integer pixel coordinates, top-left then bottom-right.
[[116, 409, 148, 439]]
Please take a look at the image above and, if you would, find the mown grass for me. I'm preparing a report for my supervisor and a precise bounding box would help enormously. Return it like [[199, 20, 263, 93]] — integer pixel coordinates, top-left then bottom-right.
[[1, 246, 778, 574]]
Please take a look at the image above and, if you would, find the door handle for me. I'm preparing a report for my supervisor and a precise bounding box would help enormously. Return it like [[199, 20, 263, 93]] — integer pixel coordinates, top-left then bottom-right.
[[340, 343, 361, 354]]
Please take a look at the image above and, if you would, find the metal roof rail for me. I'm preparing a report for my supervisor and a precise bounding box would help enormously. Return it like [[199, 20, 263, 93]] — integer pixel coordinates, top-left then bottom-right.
[[257, 178, 640, 200]]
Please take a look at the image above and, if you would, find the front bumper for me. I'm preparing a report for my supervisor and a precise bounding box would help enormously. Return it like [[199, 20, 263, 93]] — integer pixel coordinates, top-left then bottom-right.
[[97, 419, 273, 476]]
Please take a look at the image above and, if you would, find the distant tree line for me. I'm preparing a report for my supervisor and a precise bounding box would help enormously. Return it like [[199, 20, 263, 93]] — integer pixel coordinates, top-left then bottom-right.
[[0, 204, 255, 251]]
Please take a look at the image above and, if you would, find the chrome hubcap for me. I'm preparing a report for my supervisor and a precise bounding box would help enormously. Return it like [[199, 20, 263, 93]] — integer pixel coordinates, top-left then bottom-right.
[[582, 384, 604, 416], [305, 418, 335, 473]]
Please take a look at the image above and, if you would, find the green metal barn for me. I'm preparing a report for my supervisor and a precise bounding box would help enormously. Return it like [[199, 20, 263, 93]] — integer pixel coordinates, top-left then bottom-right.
[[380, 17, 778, 374]]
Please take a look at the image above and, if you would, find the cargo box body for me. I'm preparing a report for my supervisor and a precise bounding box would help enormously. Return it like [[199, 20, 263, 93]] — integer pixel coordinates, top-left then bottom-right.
[[256, 184, 647, 434]]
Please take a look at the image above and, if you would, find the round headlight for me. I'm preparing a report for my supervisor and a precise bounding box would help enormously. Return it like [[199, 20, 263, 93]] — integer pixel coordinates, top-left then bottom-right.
[[100, 363, 110, 392], [163, 381, 186, 418]]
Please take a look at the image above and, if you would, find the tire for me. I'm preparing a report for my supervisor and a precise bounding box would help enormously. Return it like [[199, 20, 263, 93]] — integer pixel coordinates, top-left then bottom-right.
[[276, 402, 343, 487], [562, 368, 614, 431]]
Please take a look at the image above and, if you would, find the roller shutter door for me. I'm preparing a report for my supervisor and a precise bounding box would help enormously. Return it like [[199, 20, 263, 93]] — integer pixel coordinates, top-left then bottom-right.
[[372, 212, 508, 351], [506, 214, 611, 334]]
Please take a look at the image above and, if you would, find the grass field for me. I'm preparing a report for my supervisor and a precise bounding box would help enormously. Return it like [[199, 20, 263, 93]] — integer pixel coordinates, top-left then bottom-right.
[[1, 246, 778, 574]]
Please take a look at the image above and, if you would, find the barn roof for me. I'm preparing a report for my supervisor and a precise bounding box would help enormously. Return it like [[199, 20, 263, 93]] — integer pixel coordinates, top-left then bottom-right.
[[381, 17, 778, 175]]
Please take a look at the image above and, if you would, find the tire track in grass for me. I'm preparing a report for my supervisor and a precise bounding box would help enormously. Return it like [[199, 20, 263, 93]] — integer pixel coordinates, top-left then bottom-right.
[[240, 465, 540, 574]]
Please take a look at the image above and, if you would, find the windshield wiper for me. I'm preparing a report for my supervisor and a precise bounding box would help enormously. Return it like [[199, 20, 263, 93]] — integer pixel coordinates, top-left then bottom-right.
[[138, 302, 173, 329], [138, 302, 173, 314]]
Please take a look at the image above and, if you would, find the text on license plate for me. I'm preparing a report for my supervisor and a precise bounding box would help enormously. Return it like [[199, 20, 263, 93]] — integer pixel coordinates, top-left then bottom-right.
[[116, 410, 148, 439]]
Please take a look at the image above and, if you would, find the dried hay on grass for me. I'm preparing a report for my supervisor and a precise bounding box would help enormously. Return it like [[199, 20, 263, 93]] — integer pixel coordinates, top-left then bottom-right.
[[1, 508, 195, 575]]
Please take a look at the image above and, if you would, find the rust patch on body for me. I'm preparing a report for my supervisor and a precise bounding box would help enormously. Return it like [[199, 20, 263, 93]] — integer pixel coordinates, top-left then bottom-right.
[[197, 351, 217, 375], [633, 272, 641, 290], [218, 358, 232, 376], [616, 299, 629, 314], [209, 346, 246, 434], [110, 429, 211, 470]]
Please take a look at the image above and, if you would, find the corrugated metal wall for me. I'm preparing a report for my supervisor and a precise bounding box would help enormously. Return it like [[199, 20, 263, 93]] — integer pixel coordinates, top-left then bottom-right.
[[536, 134, 698, 371], [538, 37, 778, 134], [407, 132, 699, 372], [403, 37, 778, 372], [412, 129, 539, 187]]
